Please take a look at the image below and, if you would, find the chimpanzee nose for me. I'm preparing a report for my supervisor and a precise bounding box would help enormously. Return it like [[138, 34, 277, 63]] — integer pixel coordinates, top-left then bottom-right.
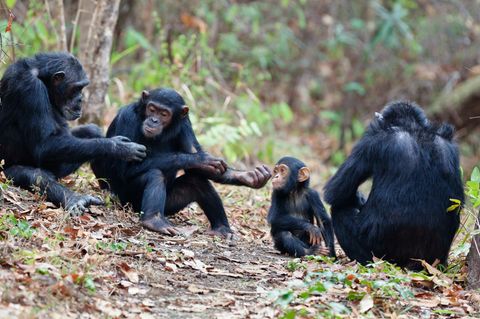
[[152, 118, 159, 124]]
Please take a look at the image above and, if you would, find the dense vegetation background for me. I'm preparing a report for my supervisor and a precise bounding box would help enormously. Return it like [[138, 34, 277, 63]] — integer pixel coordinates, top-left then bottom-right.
[[1, 0, 480, 318]]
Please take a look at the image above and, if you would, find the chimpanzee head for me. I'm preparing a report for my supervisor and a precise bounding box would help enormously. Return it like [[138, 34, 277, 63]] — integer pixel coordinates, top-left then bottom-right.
[[373, 101, 430, 131], [272, 156, 310, 193], [138, 88, 189, 139], [38, 53, 90, 121]]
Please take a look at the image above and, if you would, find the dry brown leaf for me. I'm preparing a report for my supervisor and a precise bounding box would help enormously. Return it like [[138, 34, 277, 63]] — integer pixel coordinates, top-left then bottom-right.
[[118, 262, 139, 283]]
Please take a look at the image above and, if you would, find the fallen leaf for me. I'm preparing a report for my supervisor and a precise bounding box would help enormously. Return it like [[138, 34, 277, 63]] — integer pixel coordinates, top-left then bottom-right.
[[359, 294, 374, 313], [118, 262, 139, 283]]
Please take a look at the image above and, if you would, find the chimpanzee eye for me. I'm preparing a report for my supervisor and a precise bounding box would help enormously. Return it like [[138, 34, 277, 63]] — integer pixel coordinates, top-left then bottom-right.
[[148, 106, 156, 113]]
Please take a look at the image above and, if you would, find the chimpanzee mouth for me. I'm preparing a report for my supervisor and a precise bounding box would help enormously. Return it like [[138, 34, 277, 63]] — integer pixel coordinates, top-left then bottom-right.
[[143, 126, 162, 138], [64, 109, 82, 121]]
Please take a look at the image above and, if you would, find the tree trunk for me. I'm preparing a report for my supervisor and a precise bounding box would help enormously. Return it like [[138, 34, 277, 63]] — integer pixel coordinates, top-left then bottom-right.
[[77, 0, 121, 125], [468, 211, 480, 289], [45, 0, 67, 51]]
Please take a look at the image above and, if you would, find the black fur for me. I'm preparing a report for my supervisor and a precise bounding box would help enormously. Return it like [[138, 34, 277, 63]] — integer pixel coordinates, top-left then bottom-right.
[[324, 101, 463, 269], [268, 157, 335, 257], [0, 52, 146, 213], [92, 88, 271, 235]]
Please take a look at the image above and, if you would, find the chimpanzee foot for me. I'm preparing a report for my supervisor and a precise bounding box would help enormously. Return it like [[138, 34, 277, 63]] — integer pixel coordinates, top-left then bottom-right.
[[234, 165, 272, 189], [141, 214, 180, 236], [65, 194, 104, 215], [208, 225, 235, 240]]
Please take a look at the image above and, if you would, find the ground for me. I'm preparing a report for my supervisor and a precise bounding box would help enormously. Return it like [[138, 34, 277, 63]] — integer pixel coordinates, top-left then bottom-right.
[[0, 168, 479, 319]]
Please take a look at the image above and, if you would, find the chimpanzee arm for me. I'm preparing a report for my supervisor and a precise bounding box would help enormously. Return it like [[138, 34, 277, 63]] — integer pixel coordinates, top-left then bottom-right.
[[124, 152, 208, 179], [268, 202, 315, 233], [324, 134, 377, 207], [270, 215, 315, 233], [308, 190, 336, 256], [187, 165, 272, 189], [33, 134, 144, 167]]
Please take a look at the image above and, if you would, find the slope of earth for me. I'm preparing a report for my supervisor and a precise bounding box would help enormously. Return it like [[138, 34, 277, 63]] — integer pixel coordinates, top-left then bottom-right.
[[0, 168, 479, 319]]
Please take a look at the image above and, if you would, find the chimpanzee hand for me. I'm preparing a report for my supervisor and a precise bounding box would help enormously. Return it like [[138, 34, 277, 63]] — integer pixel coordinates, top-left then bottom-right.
[[110, 136, 147, 162], [307, 224, 324, 246], [65, 194, 104, 215], [193, 153, 228, 175], [232, 165, 272, 189]]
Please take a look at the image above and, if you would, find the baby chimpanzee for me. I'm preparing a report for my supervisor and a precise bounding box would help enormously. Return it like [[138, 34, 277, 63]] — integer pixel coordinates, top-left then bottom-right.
[[267, 157, 335, 257]]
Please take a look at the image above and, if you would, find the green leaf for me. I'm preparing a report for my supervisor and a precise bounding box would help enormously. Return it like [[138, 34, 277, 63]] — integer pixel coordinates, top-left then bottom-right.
[[446, 204, 459, 212], [5, 0, 16, 9], [471, 167, 480, 183]]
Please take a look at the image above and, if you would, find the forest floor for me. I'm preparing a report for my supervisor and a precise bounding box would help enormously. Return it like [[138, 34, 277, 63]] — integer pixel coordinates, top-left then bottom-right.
[[0, 165, 480, 319]]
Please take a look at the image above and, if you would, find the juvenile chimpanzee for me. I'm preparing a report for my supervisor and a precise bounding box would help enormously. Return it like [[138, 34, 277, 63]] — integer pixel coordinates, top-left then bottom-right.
[[0, 52, 147, 213], [268, 157, 335, 257], [324, 101, 463, 270], [91, 88, 271, 237]]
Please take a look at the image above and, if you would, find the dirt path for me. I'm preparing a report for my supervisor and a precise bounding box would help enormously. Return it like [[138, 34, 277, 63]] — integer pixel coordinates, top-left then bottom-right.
[[1, 173, 480, 318], [0, 180, 294, 318]]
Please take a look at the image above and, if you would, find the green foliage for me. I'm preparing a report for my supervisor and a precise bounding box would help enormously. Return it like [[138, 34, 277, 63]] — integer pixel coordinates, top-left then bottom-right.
[[467, 167, 480, 207], [0, 213, 36, 239], [96, 240, 128, 252], [112, 25, 294, 163], [274, 260, 416, 317]]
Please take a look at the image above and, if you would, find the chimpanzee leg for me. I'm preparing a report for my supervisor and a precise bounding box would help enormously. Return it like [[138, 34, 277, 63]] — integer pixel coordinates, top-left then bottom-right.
[[331, 196, 372, 264], [4, 165, 103, 214], [130, 169, 179, 235], [165, 173, 232, 236], [273, 231, 312, 257]]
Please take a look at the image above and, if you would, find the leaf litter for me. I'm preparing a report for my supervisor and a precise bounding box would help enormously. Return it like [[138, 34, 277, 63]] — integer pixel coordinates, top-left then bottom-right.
[[0, 167, 479, 318]]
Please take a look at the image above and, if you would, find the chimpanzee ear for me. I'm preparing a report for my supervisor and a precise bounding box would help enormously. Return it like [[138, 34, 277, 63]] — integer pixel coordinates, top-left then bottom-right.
[[297, 167, 310, 182], [141, 90, 150, 102], [181, 106, 189, 118], [52, 71, 65, 84]]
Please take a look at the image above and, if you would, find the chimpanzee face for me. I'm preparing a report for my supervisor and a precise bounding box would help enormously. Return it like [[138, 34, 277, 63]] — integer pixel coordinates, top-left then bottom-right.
[[272, 158, 310, 192], [142, 101, 174, 138], [140, 90, 189, 139], [51, 71, 89, 121], [272, 164, 290, 190]]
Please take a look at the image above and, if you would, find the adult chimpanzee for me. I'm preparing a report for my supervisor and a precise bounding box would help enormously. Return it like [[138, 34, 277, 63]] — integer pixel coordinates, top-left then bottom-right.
[[91, 88, 272, 237], [324, 101, 463, 270], [0, 52, 147, 213], [268, 157, 335, 257]]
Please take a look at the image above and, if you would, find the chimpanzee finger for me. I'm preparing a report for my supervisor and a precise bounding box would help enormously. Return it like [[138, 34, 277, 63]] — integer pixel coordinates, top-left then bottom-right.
[[259, 165, 272, 178], [209, 160, 225, 174], [115, 135, 131, 143], [89, 196, 104, 206]]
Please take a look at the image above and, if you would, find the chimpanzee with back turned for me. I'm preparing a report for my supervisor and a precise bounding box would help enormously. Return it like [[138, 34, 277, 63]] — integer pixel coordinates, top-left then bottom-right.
[[324, 101, 463, 270], [268, 157, 335, 257], [92, 88, 272, 238], [0, 52, 147, 214]]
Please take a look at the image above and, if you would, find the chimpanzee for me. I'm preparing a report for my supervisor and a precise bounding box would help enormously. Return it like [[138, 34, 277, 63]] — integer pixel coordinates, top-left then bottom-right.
[[267, 157, 335, 257], [91, 88, 272, 237], [324, 101, 464, 270], [0, 52, 147, 213]]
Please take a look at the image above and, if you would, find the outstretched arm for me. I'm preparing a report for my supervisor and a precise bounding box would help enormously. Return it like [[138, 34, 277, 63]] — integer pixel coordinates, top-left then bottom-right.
[[188, 165, 272, 189]]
